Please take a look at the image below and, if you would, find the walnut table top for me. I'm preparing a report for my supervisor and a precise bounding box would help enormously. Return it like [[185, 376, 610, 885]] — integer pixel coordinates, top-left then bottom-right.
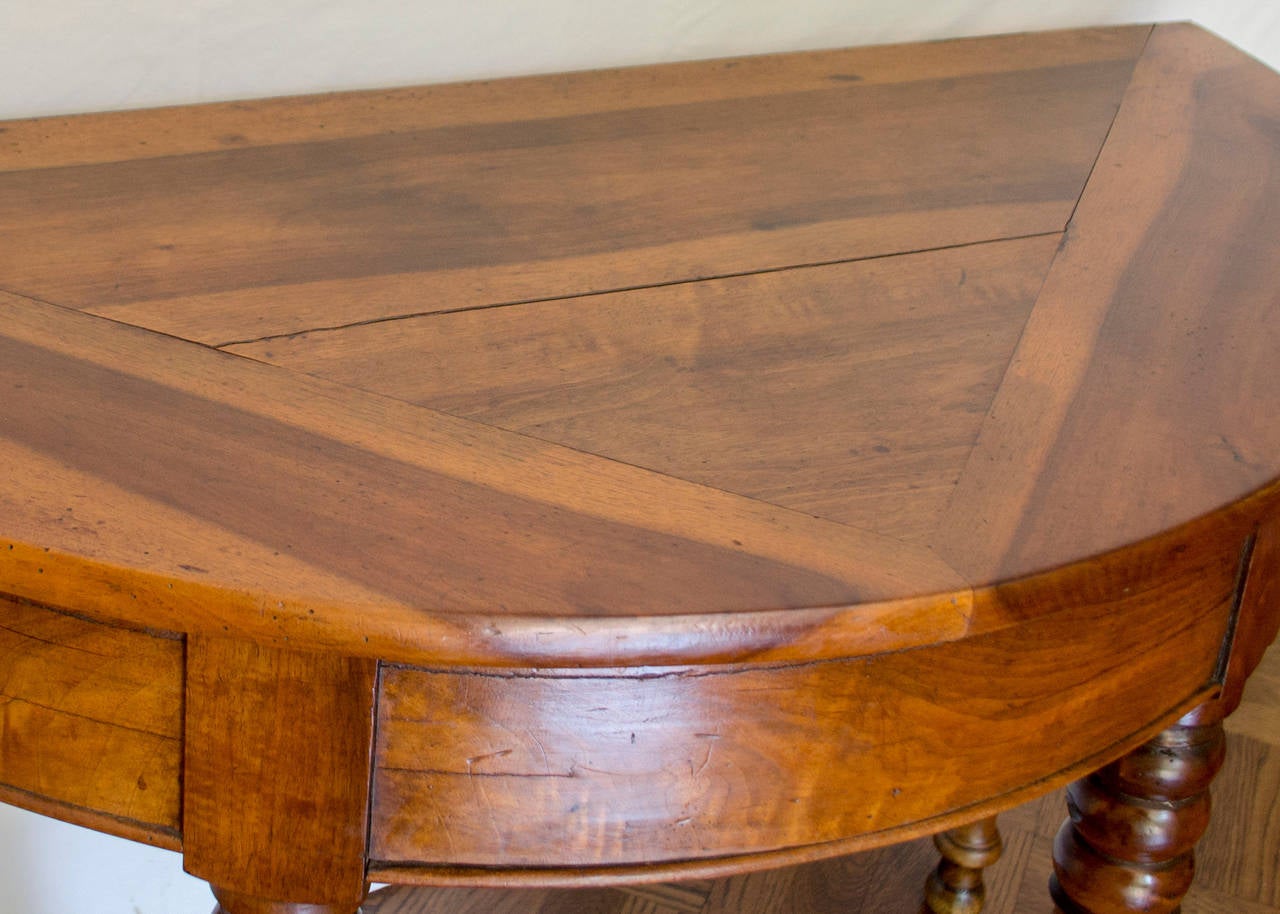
[[0, 22, 1277, 914]]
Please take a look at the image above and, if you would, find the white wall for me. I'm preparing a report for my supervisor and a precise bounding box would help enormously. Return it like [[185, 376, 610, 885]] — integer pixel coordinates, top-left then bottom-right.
[[3, 0, 1280, 120], [0, 2, 1278, 912]]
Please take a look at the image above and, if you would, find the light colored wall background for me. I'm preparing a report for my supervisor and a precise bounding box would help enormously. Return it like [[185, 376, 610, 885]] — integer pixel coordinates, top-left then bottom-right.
[[0, 1, 1277, 912], [3, 0, 1280, 121]]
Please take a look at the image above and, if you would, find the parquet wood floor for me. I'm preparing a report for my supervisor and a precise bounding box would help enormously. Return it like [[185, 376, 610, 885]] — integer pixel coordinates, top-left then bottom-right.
[[364, 642, 1280, 914]]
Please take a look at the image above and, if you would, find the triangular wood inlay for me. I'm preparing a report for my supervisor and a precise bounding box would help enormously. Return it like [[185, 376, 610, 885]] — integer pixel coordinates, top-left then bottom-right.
[[230, 235, 1059, 543], [3, 22, 1280, 914], [937, 23, 1280, 585]]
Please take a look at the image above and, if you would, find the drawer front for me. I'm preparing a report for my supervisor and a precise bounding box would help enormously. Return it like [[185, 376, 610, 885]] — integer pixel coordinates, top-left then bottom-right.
[[370, 533, 1246, 870], [0, 596, 182, 843]]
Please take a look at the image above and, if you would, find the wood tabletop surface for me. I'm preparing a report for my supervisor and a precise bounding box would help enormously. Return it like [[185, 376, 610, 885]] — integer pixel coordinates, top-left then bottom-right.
[[1, 23, 1279, 669], [3, 22, 1280, 913]]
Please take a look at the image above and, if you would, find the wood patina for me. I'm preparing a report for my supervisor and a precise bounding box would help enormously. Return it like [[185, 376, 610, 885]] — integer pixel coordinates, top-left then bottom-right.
[[0, 22, 1277, 914]]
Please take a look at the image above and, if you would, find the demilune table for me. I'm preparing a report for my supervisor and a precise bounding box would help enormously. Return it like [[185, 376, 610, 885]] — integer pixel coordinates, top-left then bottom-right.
[[0, 21, 1277, 914]]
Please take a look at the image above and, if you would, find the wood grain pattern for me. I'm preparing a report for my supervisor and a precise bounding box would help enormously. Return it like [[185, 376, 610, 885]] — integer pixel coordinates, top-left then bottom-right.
[[0, 595, 181, 841], [1215, 511, 1280, 720], [211, 888, 359, 914], [369, 529, 1240, 873], [923, 817, 1002, 913], [0, 290, 972, 668], [936, 23, 1280, 584], [362, 640, 1280, 914], [1052, 719, 1226, 913], [0, 30, 1144, 344], [230, 236, 1057, 543], [0, 24, 1274, 657], [1196, 737, 1280, 909], [183, 638, 376, 910], [0, 22, 1279, 914], [0, 27, 1150, 173], [1050, 510, 1280, 913]]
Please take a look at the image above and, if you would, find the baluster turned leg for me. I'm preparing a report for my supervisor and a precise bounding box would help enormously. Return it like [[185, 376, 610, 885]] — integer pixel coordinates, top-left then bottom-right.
[[1050, 714, 1225, 914], [922, 816, 1003, 914], [1052, 515, 1280, 913]]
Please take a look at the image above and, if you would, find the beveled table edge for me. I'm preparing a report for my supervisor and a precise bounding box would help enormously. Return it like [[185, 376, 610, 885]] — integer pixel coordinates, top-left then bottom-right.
[[1, 477, 1274, 669]]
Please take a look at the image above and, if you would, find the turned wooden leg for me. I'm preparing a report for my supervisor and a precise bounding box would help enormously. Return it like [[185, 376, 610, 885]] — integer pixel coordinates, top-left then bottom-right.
[[922, 816, 1003, 914], [1050, 713, 1226, 913], [1052, 518, 1280, 913], [212, 884, 365, 914]]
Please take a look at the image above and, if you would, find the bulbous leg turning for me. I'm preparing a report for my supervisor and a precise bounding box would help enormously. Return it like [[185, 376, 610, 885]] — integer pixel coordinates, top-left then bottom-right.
[[1050, 716, 1225, 913], [922, 816, 1003, 913]]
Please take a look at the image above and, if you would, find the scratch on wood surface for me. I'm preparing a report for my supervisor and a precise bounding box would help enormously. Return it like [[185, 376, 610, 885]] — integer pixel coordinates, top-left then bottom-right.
[[464, 748, 513, 767], [692, 737, 716, 777], [528, 730, 552, 775]]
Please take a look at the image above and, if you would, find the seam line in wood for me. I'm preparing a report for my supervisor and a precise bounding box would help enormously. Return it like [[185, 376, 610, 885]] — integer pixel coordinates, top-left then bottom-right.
[[210, 230, 1067, 349], [1059, 24, 1155, 232], [363, 688, 1216, 883], [0, 287, 959, 557], [0, 694, 177, 741], [923, 27, 1151, 556], [0, 283, 224, 354], [364, 661, 388, 883], [923, 244, 1068, 553], [0, 594, 185, 641], [1214, 532, 1259, 687], [0, 779, 182, 844]]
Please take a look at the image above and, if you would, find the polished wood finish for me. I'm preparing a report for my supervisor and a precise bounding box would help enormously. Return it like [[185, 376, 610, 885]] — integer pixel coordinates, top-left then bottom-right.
[[370, 536, 1239, 874], [0, 26, 1147, 174], [184, 639, 376, 912], [924, 818, 1003, 914], [1052, 512, 1280, 914], [936, 23, 1280, 585], [0, 289, 969, 668], [362, 641, 1280, 914], [0, 28, 1144, 344], [1199, 513, 1280, 725], [229, 236, 1058, 542], [1052, 718, 1225, 913], [0, 596, 182, 843], [0, 21, 1278, 914]]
